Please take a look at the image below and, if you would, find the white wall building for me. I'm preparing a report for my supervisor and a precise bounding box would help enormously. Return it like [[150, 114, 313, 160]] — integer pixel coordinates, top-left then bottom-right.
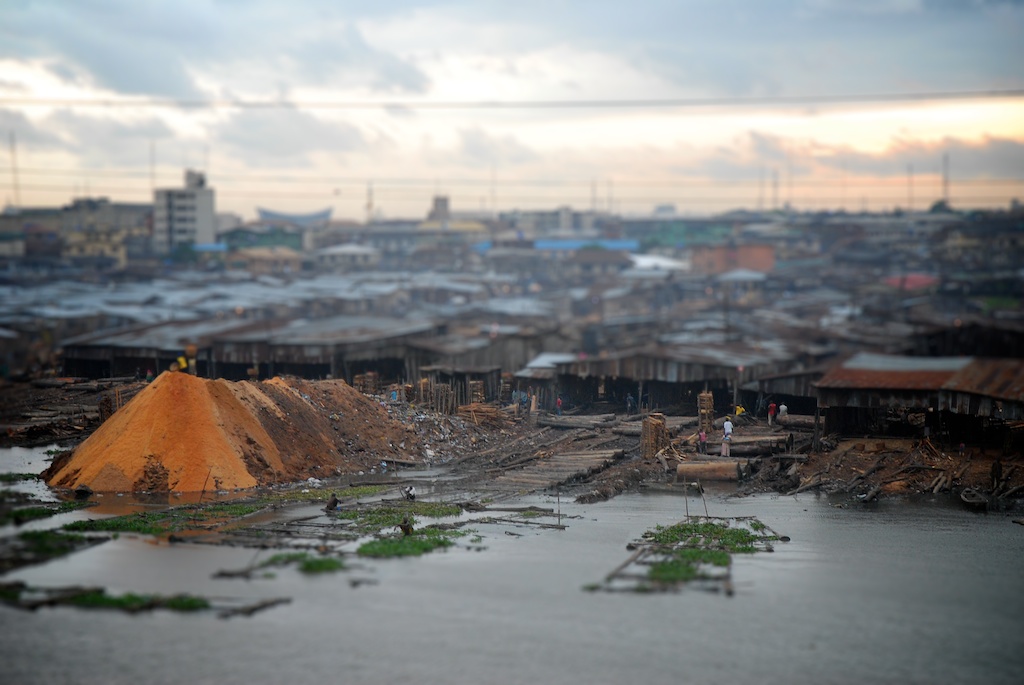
[[153, 170, 215, 254]]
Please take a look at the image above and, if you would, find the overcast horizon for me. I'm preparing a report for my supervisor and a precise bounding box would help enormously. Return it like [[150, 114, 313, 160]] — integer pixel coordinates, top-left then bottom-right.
[[2, 0, 1023, 221]]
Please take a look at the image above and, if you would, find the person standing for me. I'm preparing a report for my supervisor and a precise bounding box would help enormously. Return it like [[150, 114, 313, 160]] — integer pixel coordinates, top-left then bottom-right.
[[698, 429, 708, 455], [626, 393, 636, 415], [556, 396, 563, 416], [768, 401, 777, 426], [721, 417, 734, 457]]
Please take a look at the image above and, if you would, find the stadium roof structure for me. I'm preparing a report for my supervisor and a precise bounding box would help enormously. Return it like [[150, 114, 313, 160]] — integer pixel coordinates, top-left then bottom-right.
[[256, 207, 332, 229]]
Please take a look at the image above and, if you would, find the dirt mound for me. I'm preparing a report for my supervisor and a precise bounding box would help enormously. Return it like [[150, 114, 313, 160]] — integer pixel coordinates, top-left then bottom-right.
[[44, 372, 425, 492]]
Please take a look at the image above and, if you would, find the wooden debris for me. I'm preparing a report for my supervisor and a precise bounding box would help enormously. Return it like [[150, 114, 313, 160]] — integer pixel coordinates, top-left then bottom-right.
[[218, 597, 292, 619]]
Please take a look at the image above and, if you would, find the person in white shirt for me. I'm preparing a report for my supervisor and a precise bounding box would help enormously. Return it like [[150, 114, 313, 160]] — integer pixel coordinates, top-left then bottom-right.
[[721, 417, 734, 456]]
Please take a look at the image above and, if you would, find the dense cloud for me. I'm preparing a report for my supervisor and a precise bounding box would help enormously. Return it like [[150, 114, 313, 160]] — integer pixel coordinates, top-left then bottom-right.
[[1, 1, 1021, 214]]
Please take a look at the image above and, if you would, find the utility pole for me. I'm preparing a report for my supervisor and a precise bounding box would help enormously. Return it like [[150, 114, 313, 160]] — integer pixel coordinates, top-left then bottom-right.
[[907, 164, 914, 212], [9, 132, 21, 207], [366, 181, 374, 224], [942, 153, 949, 205], [757, 167, 764, 212]]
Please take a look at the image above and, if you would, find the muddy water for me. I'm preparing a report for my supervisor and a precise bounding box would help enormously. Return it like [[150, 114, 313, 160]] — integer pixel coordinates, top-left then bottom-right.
[[1, 450, 1023, 684]]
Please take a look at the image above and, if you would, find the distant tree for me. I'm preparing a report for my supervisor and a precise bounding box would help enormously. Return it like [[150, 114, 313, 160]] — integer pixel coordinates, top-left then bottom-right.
[[929, 199, 953, 213]]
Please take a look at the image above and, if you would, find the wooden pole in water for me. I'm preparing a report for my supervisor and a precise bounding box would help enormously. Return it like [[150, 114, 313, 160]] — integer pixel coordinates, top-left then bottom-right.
[[699, 480, 709, 519], [684, 481, 689, 518]]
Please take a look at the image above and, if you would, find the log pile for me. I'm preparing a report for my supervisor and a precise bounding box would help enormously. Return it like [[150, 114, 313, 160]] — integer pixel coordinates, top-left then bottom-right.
[[457, 402, 510, 429], [697, 391, 715, 433], [536, 414, 616, 429], [641, 413, 669, 460]]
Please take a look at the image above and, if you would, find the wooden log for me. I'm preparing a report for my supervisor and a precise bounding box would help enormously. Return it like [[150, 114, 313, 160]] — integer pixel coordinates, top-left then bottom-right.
[[785, 475, 823, 496], [776, 414, 816, 429], [999, 484, 1024, 499], [676, 462, 741, 481], [537, 415, 617, 429], [612, 424, 643, 436], [218, 597, 292, 619], [860, 485, 882, 502]]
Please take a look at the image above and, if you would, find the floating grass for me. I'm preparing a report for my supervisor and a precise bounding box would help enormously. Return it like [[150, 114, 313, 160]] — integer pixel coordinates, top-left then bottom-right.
[[597, 516, 783, 594], [357, 527, 465, 558], [62, 502, 266, 536], [0, 473, 39, 484], [66, 590, 209, 612], [298, 556, 344, 574], [0, 501, 89, 526], [18, 530, 90, 557], [259, 552, 344, 574], [64, 511, 170, 536], [336, 502, 461, 533]]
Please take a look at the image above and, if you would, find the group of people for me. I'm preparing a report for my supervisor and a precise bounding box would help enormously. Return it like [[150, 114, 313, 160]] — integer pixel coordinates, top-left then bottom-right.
[[766, 400, 788, 426]]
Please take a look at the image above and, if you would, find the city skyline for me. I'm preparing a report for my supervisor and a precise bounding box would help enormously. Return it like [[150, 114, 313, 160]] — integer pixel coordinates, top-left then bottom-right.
[[2, 0, 1023, 220]]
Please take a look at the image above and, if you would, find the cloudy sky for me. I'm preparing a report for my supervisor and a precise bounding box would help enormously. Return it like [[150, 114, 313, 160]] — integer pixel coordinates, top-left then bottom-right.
[[1, 0, 1022, 220]]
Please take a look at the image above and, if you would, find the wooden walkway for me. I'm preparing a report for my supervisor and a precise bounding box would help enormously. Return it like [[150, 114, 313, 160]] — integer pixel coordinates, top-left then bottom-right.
[[489, 449, 624, 493]]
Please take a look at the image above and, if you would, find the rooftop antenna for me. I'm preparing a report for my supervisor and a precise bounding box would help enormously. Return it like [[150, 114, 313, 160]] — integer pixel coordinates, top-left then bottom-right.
[[149, 140, 156, 195]]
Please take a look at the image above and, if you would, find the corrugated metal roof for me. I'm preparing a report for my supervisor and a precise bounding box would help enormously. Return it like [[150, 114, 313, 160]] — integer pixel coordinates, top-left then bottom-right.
[[816, 354, 1024, 401], [816, 368, 957, 391], [842, 353, 971, 372], [942, 359, 1024, 403]]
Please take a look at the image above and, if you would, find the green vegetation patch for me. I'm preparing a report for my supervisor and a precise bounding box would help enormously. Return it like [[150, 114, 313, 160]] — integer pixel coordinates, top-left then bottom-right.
[[357, 528, 465, 558], [336, 502, 461, 533], [18, 529, 90, 557], [0, 501, 89, 526], [0, 473, 39, 483], [1, 531, 104, 574], [597, 517, 782, 593], [65, 511, 169, 536], [67, 590, 210, 613], [645, 520, 773, 553], [259, 551, 344, 574], [63, 502, 266, 536]]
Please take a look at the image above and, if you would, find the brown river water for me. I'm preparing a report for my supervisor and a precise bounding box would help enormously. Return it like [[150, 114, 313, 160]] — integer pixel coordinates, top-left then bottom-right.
[[1, 445, 1022, 685]]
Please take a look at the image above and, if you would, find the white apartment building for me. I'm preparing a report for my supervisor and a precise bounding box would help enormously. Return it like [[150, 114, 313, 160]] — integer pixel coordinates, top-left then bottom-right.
[[153, 170, 215, 254]]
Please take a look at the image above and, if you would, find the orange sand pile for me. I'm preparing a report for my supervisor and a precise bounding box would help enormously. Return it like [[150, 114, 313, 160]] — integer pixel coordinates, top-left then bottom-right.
[[45, 372, 423, 492]]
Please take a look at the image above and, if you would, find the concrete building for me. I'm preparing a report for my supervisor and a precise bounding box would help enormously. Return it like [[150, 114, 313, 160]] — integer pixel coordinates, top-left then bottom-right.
[[154, 170, 215, 255]]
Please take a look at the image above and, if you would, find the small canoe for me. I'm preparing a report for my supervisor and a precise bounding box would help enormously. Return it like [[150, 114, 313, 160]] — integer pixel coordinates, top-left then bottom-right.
[[960, 488, 989, 511]]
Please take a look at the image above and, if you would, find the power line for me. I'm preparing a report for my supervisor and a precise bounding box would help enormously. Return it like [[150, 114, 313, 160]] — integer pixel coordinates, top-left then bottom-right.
[[3, 89, 1024, 110]]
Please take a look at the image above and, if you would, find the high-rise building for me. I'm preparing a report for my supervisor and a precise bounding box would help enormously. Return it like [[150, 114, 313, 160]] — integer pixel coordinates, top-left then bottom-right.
[[153, 170, 215, 254]]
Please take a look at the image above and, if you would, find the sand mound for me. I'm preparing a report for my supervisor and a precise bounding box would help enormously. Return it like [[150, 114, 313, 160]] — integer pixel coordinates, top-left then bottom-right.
[[45, 372, 424, 492]]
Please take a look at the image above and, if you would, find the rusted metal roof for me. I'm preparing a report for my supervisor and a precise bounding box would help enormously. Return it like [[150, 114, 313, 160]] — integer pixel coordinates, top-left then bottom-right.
[[815, 353, 968, 390], [816, 368, 958, 391], [817, 354, 1024, 403], [943, 358, 1024, 403]]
